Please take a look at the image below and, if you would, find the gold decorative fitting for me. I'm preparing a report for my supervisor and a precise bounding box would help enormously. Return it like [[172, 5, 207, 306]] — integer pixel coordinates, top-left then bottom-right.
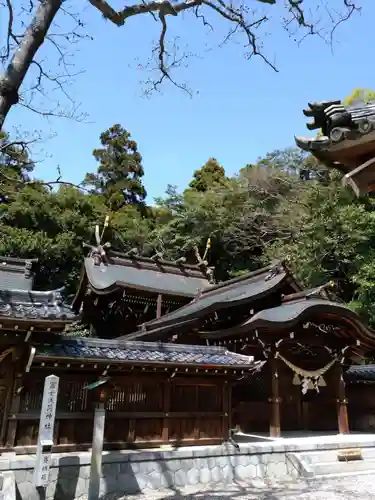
[[268, 397, 282, 403]]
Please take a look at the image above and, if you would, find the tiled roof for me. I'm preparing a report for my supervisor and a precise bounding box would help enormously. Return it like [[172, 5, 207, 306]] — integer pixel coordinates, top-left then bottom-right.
[[204, 296, 375, 355], [345, 364, 375, 384], [122, 261, 299, 341], [34, 338, 260, 369], [0, 288, 77, 322], [295, 100, 375, 161]]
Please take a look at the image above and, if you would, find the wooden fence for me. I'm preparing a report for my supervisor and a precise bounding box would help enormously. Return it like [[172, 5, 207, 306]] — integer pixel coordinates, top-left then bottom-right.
[[4, 372, 231, 451]]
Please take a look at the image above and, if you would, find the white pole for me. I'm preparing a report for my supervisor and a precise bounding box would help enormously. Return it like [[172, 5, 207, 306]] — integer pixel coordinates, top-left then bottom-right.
[[88, 403, 106, 500]]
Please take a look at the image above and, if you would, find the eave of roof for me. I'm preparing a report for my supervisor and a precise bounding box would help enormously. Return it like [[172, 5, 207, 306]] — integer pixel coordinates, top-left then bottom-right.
[[295, 100, 375, 166], [345, 364, 375, 383], [72, 252, 211, 307], [0, 288, 77, 324], [119, 261, 299, 342], [203, 296, 375, 354], [34, 337, 262, 370]]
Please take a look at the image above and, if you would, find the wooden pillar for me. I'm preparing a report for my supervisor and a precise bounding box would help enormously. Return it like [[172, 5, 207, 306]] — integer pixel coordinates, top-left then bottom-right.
[[336, 362, 349, 434], [0, 357, 15, 446], [269, 350, 281, 438], [162, 379, 171, 443], [222, 380, 231, 440], [156, 294, 163, 319], [6, 371, 23, 447]]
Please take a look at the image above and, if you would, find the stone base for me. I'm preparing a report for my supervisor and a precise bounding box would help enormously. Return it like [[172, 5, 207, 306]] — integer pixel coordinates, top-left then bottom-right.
[[2, 434, 375, 499]]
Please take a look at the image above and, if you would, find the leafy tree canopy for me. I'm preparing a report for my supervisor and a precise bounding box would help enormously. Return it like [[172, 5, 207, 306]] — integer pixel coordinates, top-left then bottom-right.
[[344, 88, 375, 106], [3, 124, 375, 332], [188, 158, 227, 193]]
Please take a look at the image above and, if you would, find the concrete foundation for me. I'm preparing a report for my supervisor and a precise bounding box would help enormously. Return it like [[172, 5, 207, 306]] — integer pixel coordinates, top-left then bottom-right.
[[1, 434, 375, 499]]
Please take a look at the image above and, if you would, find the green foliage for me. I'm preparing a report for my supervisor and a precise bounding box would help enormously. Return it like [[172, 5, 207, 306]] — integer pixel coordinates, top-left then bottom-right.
[[0, 131, 34, 202], [0, 185, 107, 292], [188, 158, 227, 192], [84, 124, 147, 211], [3, 125, 375, 331], [344, 88, 375, 106], [0, 125, 153, 294]]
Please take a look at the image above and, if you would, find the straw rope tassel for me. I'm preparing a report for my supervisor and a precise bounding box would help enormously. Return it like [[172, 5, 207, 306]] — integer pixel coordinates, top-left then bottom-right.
[[292, 373, 300, 385]]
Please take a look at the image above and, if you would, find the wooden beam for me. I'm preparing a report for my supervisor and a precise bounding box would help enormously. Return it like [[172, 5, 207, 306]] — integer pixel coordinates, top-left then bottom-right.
[[269, 350, 281, 438], [6, 371, 23, 447], [0, 357, 14, 446], [222, 381, 230, 440], [336, 362, 349, 434], [162, 380, 171, 442], [156, 294, 162, 319]]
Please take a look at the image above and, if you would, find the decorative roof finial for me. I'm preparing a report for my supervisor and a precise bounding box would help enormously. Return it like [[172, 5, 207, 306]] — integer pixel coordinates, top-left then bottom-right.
[[193, 237, 215, 283], [83, 215, 111, 265]]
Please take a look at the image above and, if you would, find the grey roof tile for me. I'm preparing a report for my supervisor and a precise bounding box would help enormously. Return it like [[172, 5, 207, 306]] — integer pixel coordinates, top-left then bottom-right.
[[295, 100, 375, 159], [81, 253, 210, 298], [345, 364, 375, 382], [34, 338, 259, 368], [0, 288, 77, 322]]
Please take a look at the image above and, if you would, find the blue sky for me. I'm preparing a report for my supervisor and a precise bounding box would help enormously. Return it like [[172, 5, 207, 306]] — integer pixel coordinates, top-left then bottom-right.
[[4, 0, 375, 202]]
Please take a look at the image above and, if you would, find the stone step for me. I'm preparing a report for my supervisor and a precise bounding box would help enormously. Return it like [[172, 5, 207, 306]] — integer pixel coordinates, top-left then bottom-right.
[[313, 457, 375, 476], [315, 469, 375, 479], [299, 446, 375, 465]]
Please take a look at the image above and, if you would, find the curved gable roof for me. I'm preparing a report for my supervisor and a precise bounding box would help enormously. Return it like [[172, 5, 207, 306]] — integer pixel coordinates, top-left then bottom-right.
[[122, 261, 300, 341], [73, 250, 211, 310], [204, 294, 375, 355]]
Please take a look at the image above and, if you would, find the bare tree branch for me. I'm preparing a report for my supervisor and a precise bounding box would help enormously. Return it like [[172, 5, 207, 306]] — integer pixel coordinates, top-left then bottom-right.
[[0, 0, 361, 131], [0, 168, 88, 190], [0, 131, 88, 191]]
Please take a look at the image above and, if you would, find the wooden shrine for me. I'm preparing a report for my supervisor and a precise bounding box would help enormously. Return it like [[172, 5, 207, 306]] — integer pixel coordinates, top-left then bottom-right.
[[1, 241, 375, 451], [345, 364, 375, 433], [0, 338, 260, 452], [0, 250, 263, 452], [72, 248, 213, 338], [123, 262, 375, 438]]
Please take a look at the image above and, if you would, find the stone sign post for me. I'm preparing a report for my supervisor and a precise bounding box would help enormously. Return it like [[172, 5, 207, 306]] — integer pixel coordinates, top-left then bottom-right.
[[33, 375, 59, 488]]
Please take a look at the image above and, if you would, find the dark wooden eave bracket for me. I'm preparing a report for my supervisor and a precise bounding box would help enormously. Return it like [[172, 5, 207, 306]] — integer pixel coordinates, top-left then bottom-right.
[[343, 157, 375, 197], [25, 346, 36, 373]]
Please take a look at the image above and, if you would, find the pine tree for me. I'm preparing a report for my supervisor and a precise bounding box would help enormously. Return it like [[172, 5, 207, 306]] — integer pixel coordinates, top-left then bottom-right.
[[188, 158, 226, 192], [84, 124, 147, 210]]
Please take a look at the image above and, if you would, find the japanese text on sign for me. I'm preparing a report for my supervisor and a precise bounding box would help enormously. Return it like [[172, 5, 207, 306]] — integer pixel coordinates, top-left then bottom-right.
[[34, 375, 59, 487], [39, 375, 59, 442]]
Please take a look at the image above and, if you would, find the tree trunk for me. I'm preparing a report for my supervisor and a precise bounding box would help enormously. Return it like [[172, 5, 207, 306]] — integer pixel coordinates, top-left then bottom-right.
[[0, 0, 62, 130]]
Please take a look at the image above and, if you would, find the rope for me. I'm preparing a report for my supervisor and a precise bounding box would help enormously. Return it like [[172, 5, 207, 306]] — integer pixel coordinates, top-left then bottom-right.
[[277, 353, 336, 378]]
